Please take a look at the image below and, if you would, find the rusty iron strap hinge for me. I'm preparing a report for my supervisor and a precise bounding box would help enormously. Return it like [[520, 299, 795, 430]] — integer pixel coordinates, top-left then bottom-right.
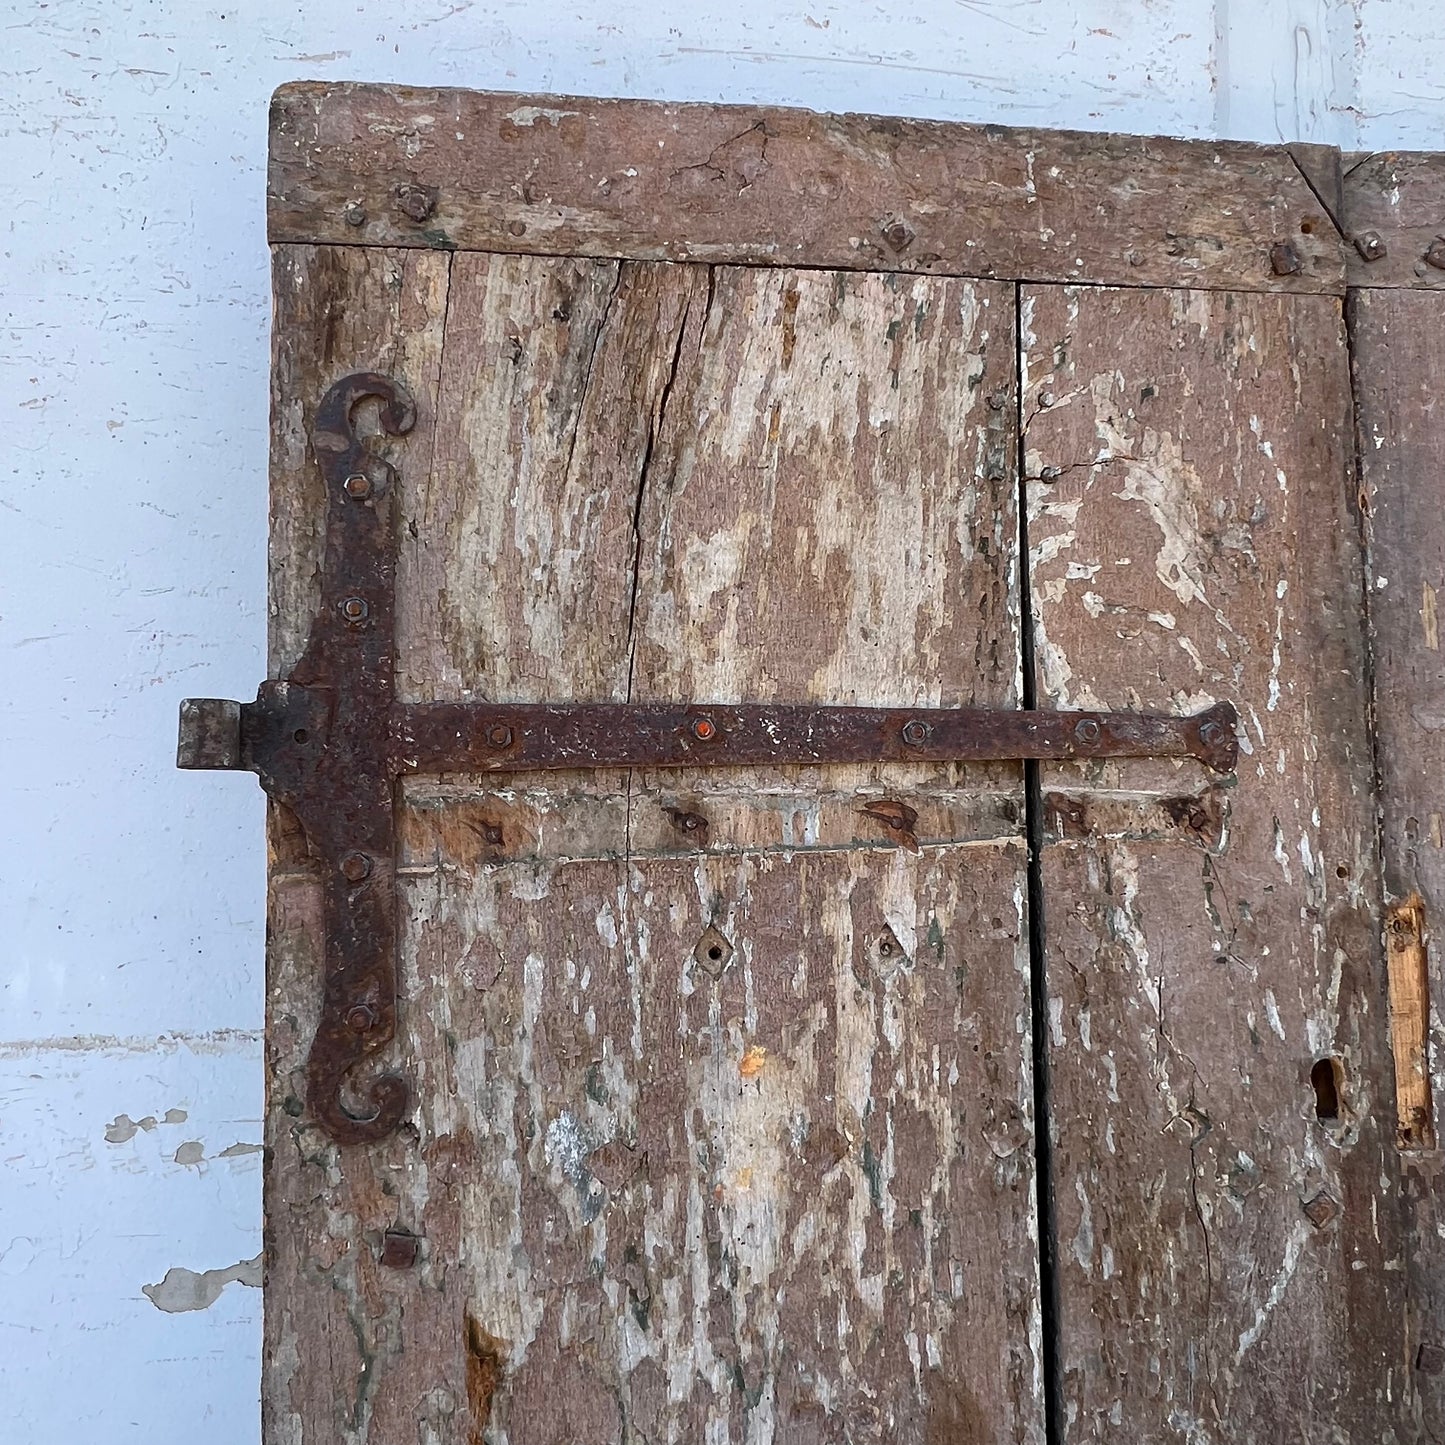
[[177, 373, 1239, 1147]]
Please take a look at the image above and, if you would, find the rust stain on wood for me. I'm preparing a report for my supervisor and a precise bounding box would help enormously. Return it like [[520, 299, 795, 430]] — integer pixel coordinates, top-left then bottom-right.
[[1388, 895, 1437, 1151], [464, 1314, 509, 1440]]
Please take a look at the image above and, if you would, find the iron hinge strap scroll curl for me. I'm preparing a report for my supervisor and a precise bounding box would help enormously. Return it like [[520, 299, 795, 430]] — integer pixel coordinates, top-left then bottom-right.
[[177, 370, 1240, 1147]]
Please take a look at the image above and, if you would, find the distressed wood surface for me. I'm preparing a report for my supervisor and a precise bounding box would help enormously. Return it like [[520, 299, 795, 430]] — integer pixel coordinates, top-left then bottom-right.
[[1022, 285, 1409, 1440], [265, 248, 1043, 1442], [1344, 151, 1445, 289], [1352, 285, 1445, 1432], [268, 82, 1344, 295]]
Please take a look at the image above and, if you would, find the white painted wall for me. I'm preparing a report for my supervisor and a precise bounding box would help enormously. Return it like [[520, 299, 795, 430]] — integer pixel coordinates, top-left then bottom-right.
[[3, 2, 1439, 1439]]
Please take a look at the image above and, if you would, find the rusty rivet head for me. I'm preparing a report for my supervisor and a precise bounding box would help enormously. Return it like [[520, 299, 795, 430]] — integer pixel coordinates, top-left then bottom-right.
[[340, 851, 372, 883], [341, 596, 369, 623], [1425, 237, 1445, 271], [1074, 717, 1102, 746], [394, 182, 438, 223], [1199, 720, 1226, 747], [345, 1004, 377, 1033], [691, 716, 717, 741], [342, 201, 367, 228], [1302, 1190, 1341, 1229], [380, 1228, 420, 1269], [1270, 240, 1303, 276], [880, 217, 915, 253], [1354, 229, 1387, 262], [900, 719, 932, 747], [486, 723, 514, 750], [1037, 389, 1055, 409], [343, 472, 372, 499], [506, 219, 527, 237]]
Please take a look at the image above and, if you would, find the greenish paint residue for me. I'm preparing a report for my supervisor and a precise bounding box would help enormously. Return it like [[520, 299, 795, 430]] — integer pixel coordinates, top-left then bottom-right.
[[860, 1139, 884, 1210], [585, 1061, 609, 1104], [422, 228, 458, 251], [928, 915, 946, 958]]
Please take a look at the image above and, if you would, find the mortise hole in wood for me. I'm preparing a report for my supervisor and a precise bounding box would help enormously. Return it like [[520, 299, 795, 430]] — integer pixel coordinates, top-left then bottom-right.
[[1312, 1056, 1345, 1125]]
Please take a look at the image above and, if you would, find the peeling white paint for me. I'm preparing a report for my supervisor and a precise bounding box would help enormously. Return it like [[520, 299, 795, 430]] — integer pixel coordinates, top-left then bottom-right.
[[144, 1254, 263, 1313]]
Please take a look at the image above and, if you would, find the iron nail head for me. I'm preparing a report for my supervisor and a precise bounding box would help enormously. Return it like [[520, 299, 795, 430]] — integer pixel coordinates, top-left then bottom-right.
[[395, 183, 438, 223], [341, 851, 372, 883], [880, 218, 915, 253], [1302, 1190, 1340, 1229], [1355, 230, 1387, 262], [380, 1229, 420, 1269], [486, 723, 514, 750], [344, 472, 372, 499], [1426, 237, 1445, 271], [341, 596, 369, 623], [345, 1004, 376, 1033], [1270, 240, 1303, 276], [1199, 720, 1225, 747]]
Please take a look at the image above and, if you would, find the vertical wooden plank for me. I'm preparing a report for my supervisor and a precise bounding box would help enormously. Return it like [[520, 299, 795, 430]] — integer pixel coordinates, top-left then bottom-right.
[[622, 267, 1041, 1439], [1023, 285, 1407, 1439], [1353, 284, 1445, 1429], [264, 245, 456, 1444]]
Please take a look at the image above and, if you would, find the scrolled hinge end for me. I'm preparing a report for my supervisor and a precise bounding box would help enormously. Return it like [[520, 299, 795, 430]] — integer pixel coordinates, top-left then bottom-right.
[[307, 1068, 410, 1147], [177, 698, 244, 770]]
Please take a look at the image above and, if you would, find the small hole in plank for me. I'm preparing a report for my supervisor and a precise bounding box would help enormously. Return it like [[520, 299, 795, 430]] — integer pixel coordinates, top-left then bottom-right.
[[293, 728, 309, 744], [1336, 864, 1350, 879], [1312, 1056, 1344, 1123], [1300, 219, 1315, 234], [707, 946, 723, 961]]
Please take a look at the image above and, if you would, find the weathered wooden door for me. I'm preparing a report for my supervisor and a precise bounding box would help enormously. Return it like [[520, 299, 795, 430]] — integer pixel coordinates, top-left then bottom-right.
[[209, 84, 1438, 1442]]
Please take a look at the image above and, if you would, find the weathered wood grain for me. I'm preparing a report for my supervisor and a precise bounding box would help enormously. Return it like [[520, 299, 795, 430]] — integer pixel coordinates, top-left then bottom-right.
[[1022, 285, 1408, 1440], [268, 82, 1344, 295], [266, 250, 1042, 1442], [1352, 284, 1445, 1434], [1344, 151, 1445, 289]]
